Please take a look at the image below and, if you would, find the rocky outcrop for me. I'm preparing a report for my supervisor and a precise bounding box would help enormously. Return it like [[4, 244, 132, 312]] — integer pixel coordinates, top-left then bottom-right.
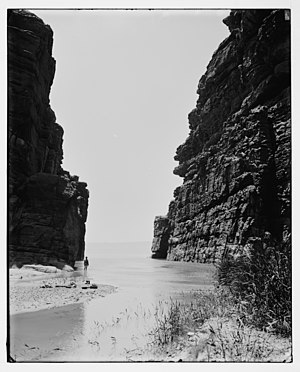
[[151, 10, 290, 262], [151, 216, 171, 258], [8, 10, 89, 268]]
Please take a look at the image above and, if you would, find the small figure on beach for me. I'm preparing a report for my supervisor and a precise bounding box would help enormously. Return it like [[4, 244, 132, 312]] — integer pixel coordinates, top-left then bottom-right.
[[84, 256, 89, 271]]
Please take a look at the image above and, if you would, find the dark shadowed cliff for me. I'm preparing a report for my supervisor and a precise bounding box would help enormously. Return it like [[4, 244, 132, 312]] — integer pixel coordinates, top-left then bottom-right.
[[151, 10, 290, 262], [8, 10, 89, 268]]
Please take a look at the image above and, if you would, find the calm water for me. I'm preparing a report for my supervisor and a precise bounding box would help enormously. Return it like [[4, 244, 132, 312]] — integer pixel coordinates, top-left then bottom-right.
[[10, 242, 215, 361]]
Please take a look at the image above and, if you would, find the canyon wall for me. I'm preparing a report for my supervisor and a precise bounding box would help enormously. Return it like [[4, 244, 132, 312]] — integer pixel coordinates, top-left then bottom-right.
[[8, 10, 89, 268], [151, 10, 291, 262]]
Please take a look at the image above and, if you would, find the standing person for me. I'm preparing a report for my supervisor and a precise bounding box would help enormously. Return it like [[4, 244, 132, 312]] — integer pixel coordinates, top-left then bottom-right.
[[84, 256, 89, 271]]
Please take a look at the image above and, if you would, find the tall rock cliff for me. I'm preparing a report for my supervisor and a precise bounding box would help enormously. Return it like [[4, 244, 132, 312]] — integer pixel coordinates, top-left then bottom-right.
[[8, 10, 89, 268], [151, 10, 290, 262]]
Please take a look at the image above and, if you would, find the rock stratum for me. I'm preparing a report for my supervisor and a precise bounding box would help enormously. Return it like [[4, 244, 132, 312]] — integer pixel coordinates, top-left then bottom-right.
[[151, 10, 290, 262], [8, 10, 89, 268]]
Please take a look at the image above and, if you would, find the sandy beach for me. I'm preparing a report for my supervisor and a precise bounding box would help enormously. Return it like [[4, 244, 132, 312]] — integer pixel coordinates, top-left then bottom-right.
[[9, 265, 116, 315], [8, 264, 292, 362]]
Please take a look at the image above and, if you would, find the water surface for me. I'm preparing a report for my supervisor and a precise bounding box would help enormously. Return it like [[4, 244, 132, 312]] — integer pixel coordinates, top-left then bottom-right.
[[10, 242, 215, 361]]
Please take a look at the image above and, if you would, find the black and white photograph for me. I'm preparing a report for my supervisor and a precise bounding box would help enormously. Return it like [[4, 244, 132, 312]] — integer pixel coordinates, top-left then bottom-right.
[[6, 0, 295, 366]]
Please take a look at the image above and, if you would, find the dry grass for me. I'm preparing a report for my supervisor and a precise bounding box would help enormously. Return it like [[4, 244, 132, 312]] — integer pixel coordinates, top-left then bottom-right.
[[83, 234, 292, 362], [216, 235, 292, 337], [145, 288, 292, 362]]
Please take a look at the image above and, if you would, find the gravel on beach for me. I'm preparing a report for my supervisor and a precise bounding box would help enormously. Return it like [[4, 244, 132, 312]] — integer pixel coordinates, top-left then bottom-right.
[[9, 268, 116, 315]]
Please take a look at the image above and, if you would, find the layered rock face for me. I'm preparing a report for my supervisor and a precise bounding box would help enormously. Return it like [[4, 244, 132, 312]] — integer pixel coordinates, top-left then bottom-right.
[[8, 10, 89, 268], [151, 216, 171, 258], [151, 10, 290, 262]]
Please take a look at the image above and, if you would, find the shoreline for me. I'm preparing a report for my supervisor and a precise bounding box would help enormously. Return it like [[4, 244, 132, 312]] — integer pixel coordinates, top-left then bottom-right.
[[9, 266, 292, 363], [9, 266, 117, 315]]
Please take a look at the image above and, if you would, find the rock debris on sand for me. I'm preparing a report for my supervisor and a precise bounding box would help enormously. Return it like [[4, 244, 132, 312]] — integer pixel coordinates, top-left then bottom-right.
[[9, 268, 116, 315]]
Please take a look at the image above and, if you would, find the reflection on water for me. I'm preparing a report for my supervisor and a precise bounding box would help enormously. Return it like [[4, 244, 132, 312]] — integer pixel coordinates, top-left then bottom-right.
[[10, 242, 215, 361]]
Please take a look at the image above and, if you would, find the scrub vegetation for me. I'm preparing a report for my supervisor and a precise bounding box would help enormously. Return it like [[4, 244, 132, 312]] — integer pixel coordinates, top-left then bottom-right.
[[144, 235, 292, 362]]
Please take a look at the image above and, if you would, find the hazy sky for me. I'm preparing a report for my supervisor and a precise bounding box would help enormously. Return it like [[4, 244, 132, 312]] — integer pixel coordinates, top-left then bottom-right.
[[32, 9, 230, 243]]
